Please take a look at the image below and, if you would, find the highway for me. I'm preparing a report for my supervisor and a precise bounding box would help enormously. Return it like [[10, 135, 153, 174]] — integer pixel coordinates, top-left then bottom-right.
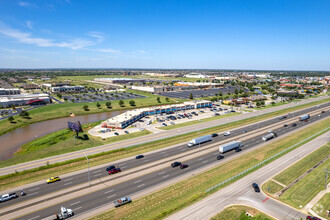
[[0, 95, 328, 176], [0, 102, 328, 210], [2, 106, 328, 219], [166, 131, 330, 220]]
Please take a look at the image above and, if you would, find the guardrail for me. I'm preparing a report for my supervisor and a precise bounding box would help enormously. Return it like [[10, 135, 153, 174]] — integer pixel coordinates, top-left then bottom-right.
[[206, 127, 330, 193]]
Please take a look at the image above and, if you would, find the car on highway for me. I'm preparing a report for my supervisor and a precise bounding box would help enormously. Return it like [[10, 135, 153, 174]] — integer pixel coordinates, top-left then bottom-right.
[[136, 155, 144, 159], [106, 165, 116, 171], [235, 148, 242, 152], [321, 111, 325, 113], [252, 183, 260, 192], [47, 177, 61, 184], [162, 123, 167, 126], [283, 124, 288, 127], [108, 168, 121, 175], [114, 196, 132, 207], [114, 132, 119, 135], [304, 119, 308, 122], [217, 155, 224, 160], [242, 129, 247, 133], [291, 123, 297, 127], [306, 216, 321, 220], [180, 164, 188, 169], [124, 130, 129, 134], [171, 162, 182, 168], [211, 133, 218, 137], [224, 131, 231, 136], [0, 193, 18, 203]]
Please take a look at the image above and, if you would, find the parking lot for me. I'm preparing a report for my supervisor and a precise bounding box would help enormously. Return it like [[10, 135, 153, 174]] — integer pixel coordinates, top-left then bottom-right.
[[159, 86, 245, 99], [61, 92, 145, 103]]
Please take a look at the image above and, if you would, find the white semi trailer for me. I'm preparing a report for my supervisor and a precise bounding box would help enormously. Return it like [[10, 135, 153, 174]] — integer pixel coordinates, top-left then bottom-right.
[[299, 114, 310, 121], [219, 141, 243, 153], [262, 132, 276, 142], [187, 135, 212, 147]]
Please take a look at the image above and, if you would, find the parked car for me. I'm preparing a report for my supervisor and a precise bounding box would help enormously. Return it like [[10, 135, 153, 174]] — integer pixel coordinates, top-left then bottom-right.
[[106, 165, 116, 171], [291, 123, 297, 127], [211, 133, 218, 137], [170, 122, 175, 125], [162, 123, 167, 126], [47, 177, 61, 184], [283, 124, 288, 127], [217, 155, 224, 160], [124, 130, 129, 134], [108, 168, 121, 175], [136, 155, 144, 159], [180, 164, 188, 169], [224, 131, 231, 136], [252, 183, 260, 192], [171, 162, 182, 168]]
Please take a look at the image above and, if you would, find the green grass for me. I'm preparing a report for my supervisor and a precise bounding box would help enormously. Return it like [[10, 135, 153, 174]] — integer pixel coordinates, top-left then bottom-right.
[[90, 118, 330, 220], [273, 143, 330, 185], [279, 155, 330, 208], [158, 112, 241, 130], [312, 193, 330, 219], [211, 205, 274, 220], [262, 180, 284, 195]]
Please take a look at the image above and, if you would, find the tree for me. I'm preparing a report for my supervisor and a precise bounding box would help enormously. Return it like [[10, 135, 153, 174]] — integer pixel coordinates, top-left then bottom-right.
[[261, 100, 265, 105], [119, 100, 124, 107], [271, 101, 275, 105], [256, 101, 261, 107], [227, 92, 231, 95], [166, 97, 169, 102], [96, 102, 101, 108], [64, 97, 68, 102], [129, 100, 135, 106], [239, 89, 244, 94], [83, 105, 89, 111], [189, 93, 193, 99], [106, 102, 111, 108], [234, 88, 238, 94], [219, 92, 222, 97], [157, 97, 161, 103], [57, 93, 62, 99], [8, 116, 14, 123]]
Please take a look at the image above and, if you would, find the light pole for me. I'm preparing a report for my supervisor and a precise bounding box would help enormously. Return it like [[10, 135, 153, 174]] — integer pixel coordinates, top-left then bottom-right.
[[83, 152, 91, 187]]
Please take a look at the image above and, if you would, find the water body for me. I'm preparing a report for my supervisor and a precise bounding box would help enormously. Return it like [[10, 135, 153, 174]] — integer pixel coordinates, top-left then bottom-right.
[[0, 110, 125, 161]]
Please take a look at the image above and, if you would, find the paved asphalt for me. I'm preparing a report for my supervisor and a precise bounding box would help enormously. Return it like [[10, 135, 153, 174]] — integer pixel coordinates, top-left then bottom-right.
[[6, 106, 328, 219], [166, 131, 330, 220], [0, 96, 328, 176]]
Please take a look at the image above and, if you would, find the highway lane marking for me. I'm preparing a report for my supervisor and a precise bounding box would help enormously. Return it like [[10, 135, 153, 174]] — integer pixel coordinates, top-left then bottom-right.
[[93, 170, 102, 173], [28, 215, 40, 220], [70, 201, 81, 206], [121, 166, 127, 169], [134, 180, 142, 184], [75, 206, 82, 210], [63, 177, 73, 181], [160, 151, 167, 154], [214, 152, 219, 155], [105, 189, 114, 194], [163, 154, 169, 156], [137, 184, 145, 188], [262, 197, 269, 203], [198, 158, 204, 161], [162, 175, 169, 178], [107, 194, 117, 199], [202, 160, 208, 164], [63, 181, 73, 186], [27, 192, 38, 196], [144, 159, 149, 162], [158, 171, 165, 175], [180, 149, 185, 151], [29, 187, 39, 191], [119, 163, 126, 166]]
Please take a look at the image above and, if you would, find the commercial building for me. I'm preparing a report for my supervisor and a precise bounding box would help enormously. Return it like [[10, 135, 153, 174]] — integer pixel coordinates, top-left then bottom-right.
[[101, 100, 212, 129], [0, 94, 50, 107], [184, 73, 206, 78], [94, 78, 146, 84], [0, 88, 21, 96], [51, 86, 85, 93]]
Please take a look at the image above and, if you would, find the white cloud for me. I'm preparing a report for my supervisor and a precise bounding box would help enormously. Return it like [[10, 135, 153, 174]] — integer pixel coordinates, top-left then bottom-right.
[[90, 48, 119, 53], [26, 21, 33, 30], [88, 31, 104, 42], [18, 1, 37, 8]]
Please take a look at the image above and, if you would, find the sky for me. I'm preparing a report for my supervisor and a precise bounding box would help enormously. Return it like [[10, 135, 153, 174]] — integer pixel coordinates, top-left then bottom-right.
[[0, 0, 329, 70]]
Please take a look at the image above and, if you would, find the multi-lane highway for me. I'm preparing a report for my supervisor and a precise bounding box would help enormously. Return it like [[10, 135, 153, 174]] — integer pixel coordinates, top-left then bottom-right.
[[1, 104, 328, 219]]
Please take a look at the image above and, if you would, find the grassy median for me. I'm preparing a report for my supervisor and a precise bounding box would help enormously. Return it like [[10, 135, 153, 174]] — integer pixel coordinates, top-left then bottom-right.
[[312, 193, 330, 219], [89, 118, 329, 220], [211, 205, 274, 220]]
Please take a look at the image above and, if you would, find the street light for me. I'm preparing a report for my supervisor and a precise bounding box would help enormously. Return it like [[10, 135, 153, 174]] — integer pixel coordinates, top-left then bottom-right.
[[83, 152, 91, 187]]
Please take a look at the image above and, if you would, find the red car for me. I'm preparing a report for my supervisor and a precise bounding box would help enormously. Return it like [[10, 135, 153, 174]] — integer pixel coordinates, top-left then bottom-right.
[[108, 168, 121, 175], [306, 216, 321, 220]]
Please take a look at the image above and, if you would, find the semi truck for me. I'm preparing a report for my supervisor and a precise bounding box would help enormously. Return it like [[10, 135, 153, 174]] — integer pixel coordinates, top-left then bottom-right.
[[262, 132, 276, 142], [187, 135, 212, 147], [218, 141, 243, 153], [299, 114, 310, 121], [42, 207, 74, 220], [114, 196, 132, 207]]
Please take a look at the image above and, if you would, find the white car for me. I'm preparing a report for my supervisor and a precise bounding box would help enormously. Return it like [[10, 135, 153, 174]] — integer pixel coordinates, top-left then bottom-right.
[[224, 131, 231, 136]]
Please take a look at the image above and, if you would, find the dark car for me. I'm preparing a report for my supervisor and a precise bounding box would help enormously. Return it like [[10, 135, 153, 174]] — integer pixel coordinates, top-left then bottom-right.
[[180, 164, 188, 169], [106, 165, 116, 171], [217, 155, 224, 160], [211, 133, 219, 137], [306, 216, 321, 220], [252, 183, 260, 192], [235, 148, 242, 152], [124, 130, 129, 134], [171, 162, 182, 168], [136, 155, 144, 159], [321, 111, 325, 113], [242, 129, 247, 133], [162, 123, 167, 126], [108, 168, 121, 175], [114, 132, 119, 135], [291, 123, 297, 127], [304, 119, 308, 122], [283, 124, 288, 127]]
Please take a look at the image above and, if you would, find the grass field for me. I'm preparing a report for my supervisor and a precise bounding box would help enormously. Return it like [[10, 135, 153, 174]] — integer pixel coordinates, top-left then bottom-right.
[[312, 193, 330, 219], [211, 205, 274, 220], [158, 112, 241, 130], [89, 118, 330, 220], [261, 180, 284, 195]]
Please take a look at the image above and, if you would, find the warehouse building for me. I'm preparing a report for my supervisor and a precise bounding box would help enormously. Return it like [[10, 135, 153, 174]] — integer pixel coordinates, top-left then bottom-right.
[[0, 94, 50, 107], [0, 88, 21, 96], [94, 78, 146, 84], [51, 85, 85, 93]]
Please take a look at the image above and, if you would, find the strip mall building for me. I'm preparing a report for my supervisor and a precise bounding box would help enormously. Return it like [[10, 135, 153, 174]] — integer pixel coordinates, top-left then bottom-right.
[[101, 100, 212, 129]]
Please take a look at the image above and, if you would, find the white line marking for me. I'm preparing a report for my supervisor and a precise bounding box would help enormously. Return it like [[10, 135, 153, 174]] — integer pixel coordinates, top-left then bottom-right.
[[28, 215, 40, 220], [161, 151, 167, 154], [121, 166, 127, 169], [75, 206, 82, 210], [119, 163, 126, 166], [27, 192, 38, 196], [159, 171, 165, 175], [163, 154, 169, 156], [64, 178, 73, 181], [144, 159, 149, 162], [93, 170, 102, 173], [162, 175, 169, 178], [202, 160, 208, 164], [70, 201, 81, 206], [105, 189, 114, 194], [198, 158, 204, 161], [107, 194, 117, 199], [134, 180, 142, 184], [64, 181, 73, 186], [137, 184, 145, 188], [29, 187, 39, 191]]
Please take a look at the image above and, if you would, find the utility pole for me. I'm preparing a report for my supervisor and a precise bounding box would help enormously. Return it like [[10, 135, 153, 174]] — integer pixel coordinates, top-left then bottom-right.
[[83, 152, 91, 187], [324, 168, 330, 190]]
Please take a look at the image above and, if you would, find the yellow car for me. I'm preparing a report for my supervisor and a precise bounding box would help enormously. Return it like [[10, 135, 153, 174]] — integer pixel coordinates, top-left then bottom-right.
[[47, 177, 61, 184]]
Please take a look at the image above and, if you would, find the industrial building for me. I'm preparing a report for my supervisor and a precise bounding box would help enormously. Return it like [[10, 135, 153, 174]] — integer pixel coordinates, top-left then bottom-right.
[[101, 100, 212, 129], [51, 86, 85, 93], [0, 88, 21, 96], [0, 94, 50, 107], [94, 78, 146, 84]]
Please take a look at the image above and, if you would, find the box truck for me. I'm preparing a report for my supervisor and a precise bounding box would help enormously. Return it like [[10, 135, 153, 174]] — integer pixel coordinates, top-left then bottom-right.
[[299, 114, 310, 121], [187, 135, 212, 147], [218, 141, 243, 153], [262, 132, 276, 142]]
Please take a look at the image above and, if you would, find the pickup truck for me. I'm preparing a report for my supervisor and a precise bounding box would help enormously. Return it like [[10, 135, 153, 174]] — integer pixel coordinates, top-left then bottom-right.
[[114, 196, 132, 207], [0, 193, 18, 203]]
